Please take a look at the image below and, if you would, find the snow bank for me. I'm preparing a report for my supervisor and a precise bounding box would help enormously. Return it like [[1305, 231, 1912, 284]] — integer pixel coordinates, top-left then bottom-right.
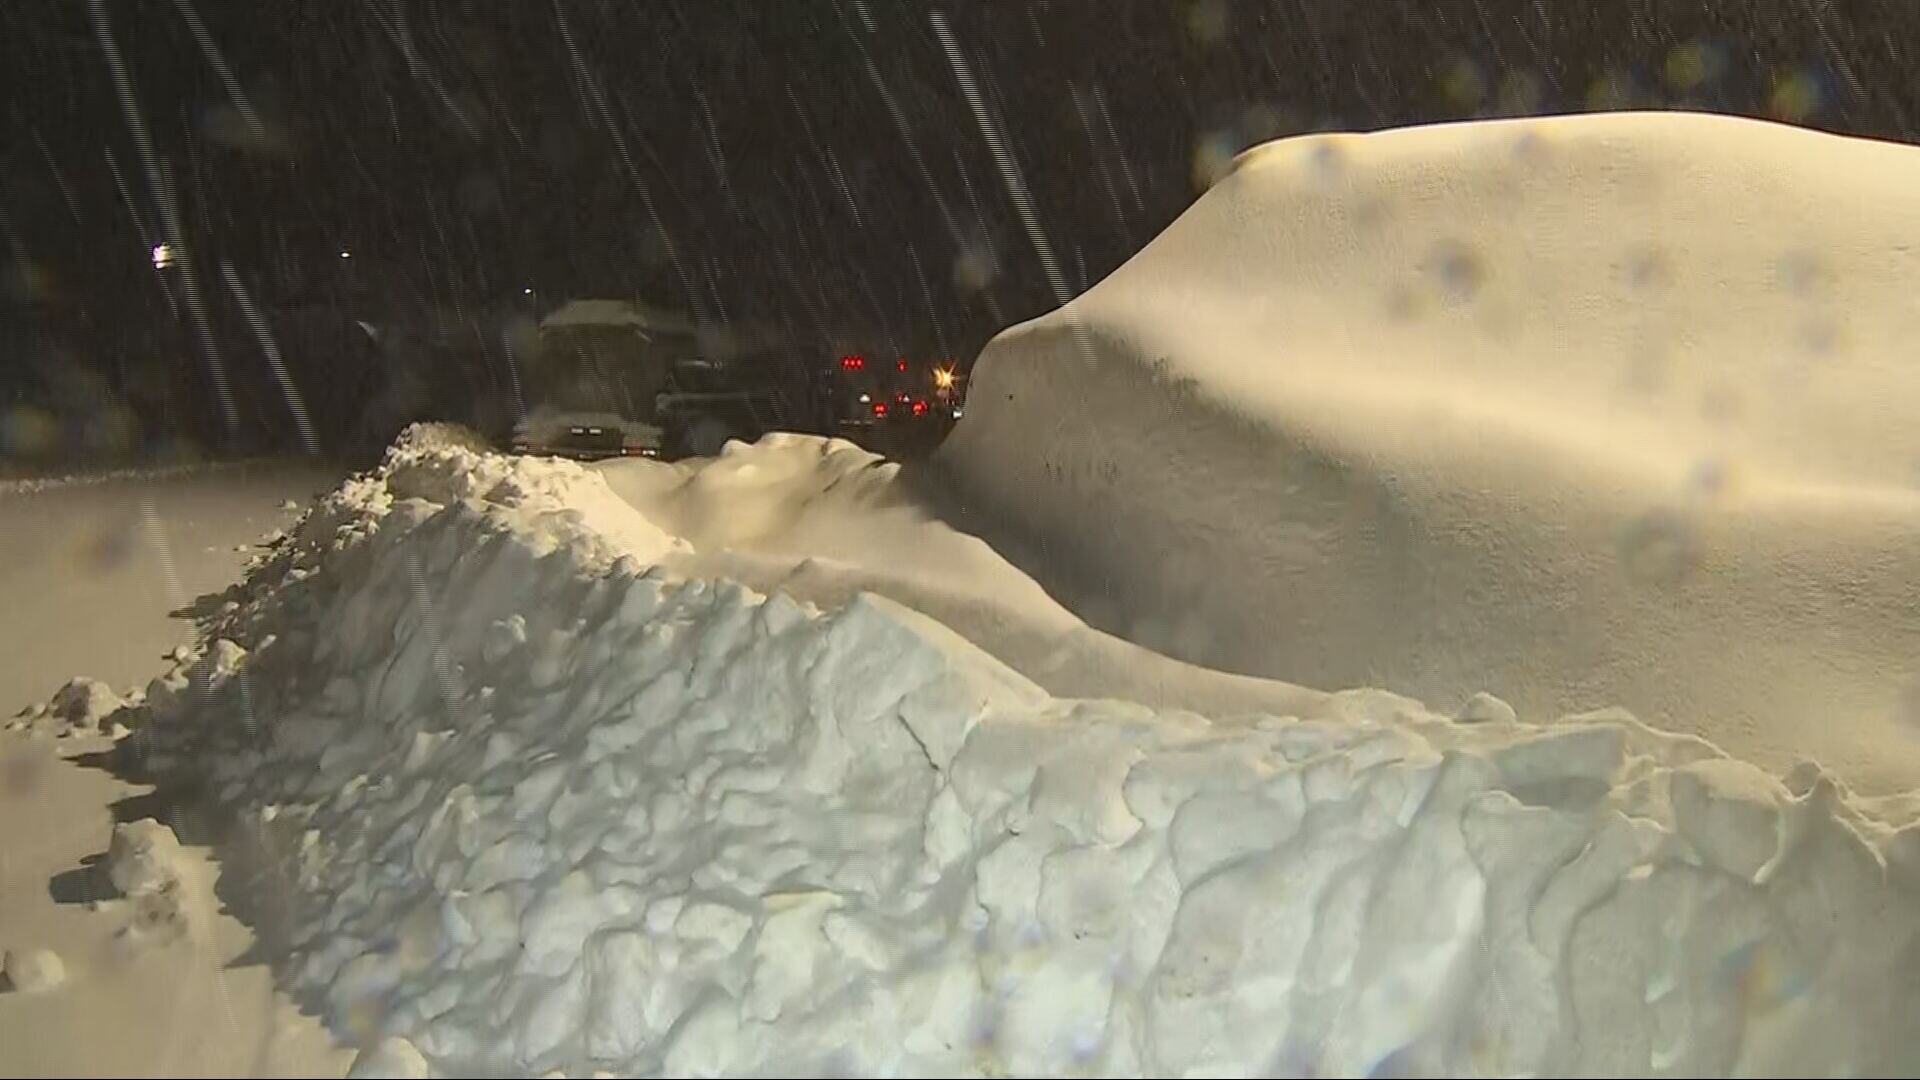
[[117, 426, 1920, 1076], [937, 111, 1920, 792], [597, 433, 1326, 720]]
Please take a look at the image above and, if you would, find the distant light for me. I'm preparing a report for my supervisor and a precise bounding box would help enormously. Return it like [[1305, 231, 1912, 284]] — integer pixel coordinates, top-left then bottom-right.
[[896, 358, 909, 372], [933, 366, 956, 389], [151, 243, 174, 269], [872, 401, 888, 417], [952, 407, 963, 419], [523, 286, 534, 295], [857, 393, 871, 403], [339, 249, 352, 259]]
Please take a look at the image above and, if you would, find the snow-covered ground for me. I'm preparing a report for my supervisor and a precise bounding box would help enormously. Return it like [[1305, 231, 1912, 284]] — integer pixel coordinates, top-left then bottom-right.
[[5, 111, 1920, 1078], [1, 461, 348, 1077], [0, 462, 334, 714]]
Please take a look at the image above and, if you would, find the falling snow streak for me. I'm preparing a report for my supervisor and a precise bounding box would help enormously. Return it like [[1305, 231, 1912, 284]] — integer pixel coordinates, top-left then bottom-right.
[[171, 0, 266, 146], [360, 0, 476, 139], [928, 9, 1072, 308], [948, 145, 1007, 325], [823, 146, 866, 231], [1070, 84, 1136, 247], [90, 0, 239, 436], [907, 244, 953, 361], [220, 263, 319, 457], [551, 0, 709, 326], [693, 88, 742, 223], [28, 126, 84, 228], [1090, 84, 1145, 221], [835, 0, 967, 254]]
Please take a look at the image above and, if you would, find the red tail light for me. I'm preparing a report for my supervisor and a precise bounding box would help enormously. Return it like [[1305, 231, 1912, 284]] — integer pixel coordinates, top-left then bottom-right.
[[896, 358, 909, 372], [872, 401, 889, 417], [911, 399, 928, 416], [839, 354, 866, 371]]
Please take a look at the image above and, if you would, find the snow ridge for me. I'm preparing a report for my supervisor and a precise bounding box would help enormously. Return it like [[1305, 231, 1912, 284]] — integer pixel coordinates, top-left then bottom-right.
[[120, 426, 1920, 1077]]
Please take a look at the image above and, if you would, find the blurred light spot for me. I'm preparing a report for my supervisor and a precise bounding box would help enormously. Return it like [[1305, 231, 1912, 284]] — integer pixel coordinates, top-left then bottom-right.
[[1664, 41, 1727, 93], [1619, 507, 1699, 585], [1686, 458, 1736, 502], [1067, 1026, 1104, 1065], [1439, 57, 1487, 112], [456, 171, 503, 216], [1511, 127, 1550, 164], [4, 260, 57, 303], [199, 103, 295, 159], [1625, 247, 1670, 291], [1770, 70, 1823, 122], [1776, 251, 1821, 294], [151, 243, 175, 269], [953, 241, 998, 293], [1495, 71, 1545, 117], [1586, 72, 1638, 111], [0, 405, 59, 457], [1185, 0, 1230, 44], [1, 748, 47, 797], [1241, 101, 1285, 144], [1716, 937, 1811, 1012], [83, 404, 140, 457], [1428, 239, 1484, 302], [1366, 1043, 1423, 1078], [1896, 677, 1920, 734], [338, 248, 352, 260], [1307, 138, 1345, 181], [1192, 129, 1238, 190], [1800, 317, 1840, 355]]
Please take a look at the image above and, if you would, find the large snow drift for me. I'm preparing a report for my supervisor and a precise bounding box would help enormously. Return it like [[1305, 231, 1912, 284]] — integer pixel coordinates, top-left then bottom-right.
[[108, 427, 1920, 1077], [937, 110, 1920, 793], [597, 434, 1325, 721]]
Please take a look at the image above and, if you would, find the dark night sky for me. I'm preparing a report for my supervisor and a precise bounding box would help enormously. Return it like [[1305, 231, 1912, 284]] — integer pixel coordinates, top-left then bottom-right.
[[4, 0, 1919, 453]]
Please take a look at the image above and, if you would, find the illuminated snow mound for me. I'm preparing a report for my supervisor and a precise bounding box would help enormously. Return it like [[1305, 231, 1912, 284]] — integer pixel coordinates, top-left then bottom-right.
[[121, 427, 1920, 1077], [938, 110, 1920, 793]]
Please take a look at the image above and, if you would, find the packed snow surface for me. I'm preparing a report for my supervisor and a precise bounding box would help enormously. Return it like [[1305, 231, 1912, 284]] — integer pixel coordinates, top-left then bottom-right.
[[108, 425, 1920, 1078], [938, 110, 1920, 793]]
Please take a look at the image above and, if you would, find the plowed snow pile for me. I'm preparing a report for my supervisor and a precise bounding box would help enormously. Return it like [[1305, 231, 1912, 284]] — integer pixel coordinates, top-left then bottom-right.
[[110, 426, 1920, 1078], [938, 110, 1920, 793]]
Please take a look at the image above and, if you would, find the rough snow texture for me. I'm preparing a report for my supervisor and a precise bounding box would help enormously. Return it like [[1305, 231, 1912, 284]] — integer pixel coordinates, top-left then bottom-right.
[[6, 677, 126, 737], [105, 819, 184, 898], [937, 110, 1920, 793], [346, 1036, 431, 1079], [123, 427, 1920, 1077], [3, 948, 67, 994]]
